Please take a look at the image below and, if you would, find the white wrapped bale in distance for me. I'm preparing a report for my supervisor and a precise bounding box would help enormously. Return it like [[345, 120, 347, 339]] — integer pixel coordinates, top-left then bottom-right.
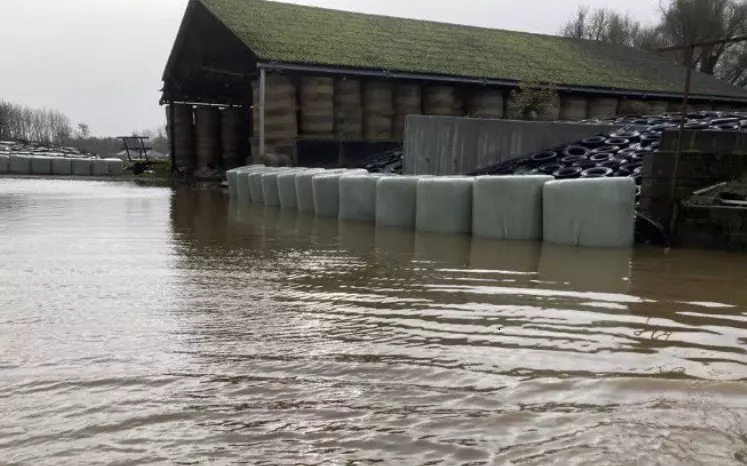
[[30, 156, 53, 175], [51, 157, 72, 175], [416, 177, 474, 234], [261, 168, 291, 207], [9, 154, 31, 174], [91, 159, 109, 176], [473, 175, 553, 241], [248, 168, 274, 204], [105, 158, 124, 176], [295, 169, 328, 213], [278, 169, 308, 210], [376, 176, 421, 228], [228, 165, 264, 201], [339, 174, 383, 222], [0, 154, 9, 173], [543, 178, 636, 248], [71, 158, 91, 176], [236, 165, 267, 203]]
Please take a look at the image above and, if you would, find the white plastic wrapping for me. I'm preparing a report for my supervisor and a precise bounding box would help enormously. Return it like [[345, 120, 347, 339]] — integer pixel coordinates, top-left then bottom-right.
[[262, 168, 291, 207], [90, 159, 109, 176], [543, 178, 636, 248], [71, 158, 92, 176], [248, 168, 277, 204], [472, 175, 553, 241], [278, 169, 308, 210], [51, 157, 72, 176], [9, 154, 31, 174], [0, 154, 9, 173], [312, 170, 368, 217], [376, 176, 421, 229], [105, 158, 124, 176], [295, 169, 327, 213], [339, 174, 380, 222], [231, 165, 265, 202], [416, 177, 474, 234]]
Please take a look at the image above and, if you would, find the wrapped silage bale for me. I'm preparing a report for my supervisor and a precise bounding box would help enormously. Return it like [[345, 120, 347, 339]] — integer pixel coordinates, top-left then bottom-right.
[[416, 177, 474, 234], [262, 168, 292, 207], [91, 159, 109, 176], [71, 158, 92, 176], [9, 154, 31, 174], [312, 170, 368, 217], [51, 157, 72, 175], [472, 175, 553, 241], [105, 158, 124, 176], [227, 165, 263, 200], [376, 175, 422, 229], [248, 168, 276, 204], [278, 169, 309, 210], [295, 169, 328, 213], [543, 178, 636, 248], [0, 154, 9, 173], [30, 156, 53, 175], [339, 174, 382, 222], [236, 165, 267, 203]]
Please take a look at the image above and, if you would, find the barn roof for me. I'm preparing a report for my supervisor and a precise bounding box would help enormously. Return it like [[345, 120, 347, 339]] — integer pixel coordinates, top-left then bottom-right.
[[173, 0, 747, 101]]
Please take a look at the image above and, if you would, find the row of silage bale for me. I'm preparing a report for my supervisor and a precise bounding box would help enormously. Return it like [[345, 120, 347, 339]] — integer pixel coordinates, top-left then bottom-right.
[[0, 153, 123, 177]]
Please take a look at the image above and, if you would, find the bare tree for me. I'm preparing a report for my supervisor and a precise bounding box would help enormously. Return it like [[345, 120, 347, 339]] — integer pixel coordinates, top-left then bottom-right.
[[560, 6, 662, 49]]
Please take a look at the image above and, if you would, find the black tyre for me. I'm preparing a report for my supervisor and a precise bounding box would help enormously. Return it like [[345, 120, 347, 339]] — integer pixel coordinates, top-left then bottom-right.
[[581, 167, 614, 178], [553, 166, 582, 179]]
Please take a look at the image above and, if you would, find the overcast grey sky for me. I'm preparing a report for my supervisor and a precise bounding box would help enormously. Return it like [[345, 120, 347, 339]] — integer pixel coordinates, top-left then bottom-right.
[[0, 0, 660, 136]]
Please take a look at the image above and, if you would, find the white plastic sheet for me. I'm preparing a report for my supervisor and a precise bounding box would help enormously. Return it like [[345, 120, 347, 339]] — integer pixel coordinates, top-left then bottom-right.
[[105, 158, 124, 176], [30, 157, 53, 175], [312, 170, 368, 217], [295, 169, 327, 213], [376, 176, 421, 229], [91, 159, 109, 176], [9, 155, 31, 174], [233, 165, 265, 203], [339, 174, 380, 222], [51, 157, 72, 176], [416, 177, 474, 234], [472, 175, 553, 241], [278, 169, 307, 210], [261, 168, 291, 207], [71, 158, 91, 176], [248, 168, 277, 204], [543, 178, 636, 248], [0, 154, 9, 173]]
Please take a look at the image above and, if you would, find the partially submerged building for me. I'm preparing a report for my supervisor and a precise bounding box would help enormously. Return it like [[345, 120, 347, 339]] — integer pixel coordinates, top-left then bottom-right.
[[161, 0, 747, 174]]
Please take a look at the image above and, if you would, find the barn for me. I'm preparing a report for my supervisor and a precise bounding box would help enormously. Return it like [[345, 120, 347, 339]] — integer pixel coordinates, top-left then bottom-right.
[[161, 0, 747, 176]]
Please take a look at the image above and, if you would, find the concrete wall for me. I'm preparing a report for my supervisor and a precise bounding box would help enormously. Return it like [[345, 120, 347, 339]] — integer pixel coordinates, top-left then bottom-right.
[[403, 116, 612, 175], [639, 130, 747, 231], [677, 205, 747, 251]]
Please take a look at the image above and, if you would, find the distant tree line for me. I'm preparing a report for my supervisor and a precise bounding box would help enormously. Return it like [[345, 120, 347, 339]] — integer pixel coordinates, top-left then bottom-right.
[[560, 0, 747, 87], [0, 100, 72, 144], [0, 99, 168, 156]]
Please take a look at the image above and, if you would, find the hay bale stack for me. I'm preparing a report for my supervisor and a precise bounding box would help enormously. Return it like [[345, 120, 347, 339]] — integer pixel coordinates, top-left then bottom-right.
[[587, 97, 619, 119], [173, 104, 195, 173], [393, 83, 422, 141], [194, 106, 222, 171], [221, 107, 242, 170], [466, 89, 504, 119], [617, 99, 648, 116], [363, 81, 394, 141], [539, 95, 561, 121], [252, 74, 298, 159], [334, 78, 363, 140], [558, 96, 588, 121], [423, 85, 457, 116], [300, 76, 334, 138], [691, 102, 714, 112], [647, 101, 669, 115]]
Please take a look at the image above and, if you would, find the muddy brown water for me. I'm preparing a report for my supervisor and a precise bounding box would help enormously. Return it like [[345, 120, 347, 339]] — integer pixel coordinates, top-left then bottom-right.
[[1, 178, 746, 465]]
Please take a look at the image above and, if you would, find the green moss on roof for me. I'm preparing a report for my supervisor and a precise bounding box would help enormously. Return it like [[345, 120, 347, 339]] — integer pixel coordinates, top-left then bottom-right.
[[197, 0, 747, 100]]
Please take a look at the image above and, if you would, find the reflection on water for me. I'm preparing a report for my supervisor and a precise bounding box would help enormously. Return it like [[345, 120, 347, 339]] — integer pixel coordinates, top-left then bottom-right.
[[2, 178, 747, 465]]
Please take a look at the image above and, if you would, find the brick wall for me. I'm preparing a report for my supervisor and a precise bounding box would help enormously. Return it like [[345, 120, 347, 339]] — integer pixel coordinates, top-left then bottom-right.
[[639, 130, 747, 230], [677, 205, 747, 251]]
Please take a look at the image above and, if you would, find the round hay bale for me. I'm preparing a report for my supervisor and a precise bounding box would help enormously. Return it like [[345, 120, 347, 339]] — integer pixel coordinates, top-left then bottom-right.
[[392, 83, 422, 141], [558, 96, 588, 121], [261, 152, 280, 167], [335, 78, 362, 106], [300, 77, 334, 137], [466, 89, 504, 119], [539, 95, 561, 121], [173, 104, 195, 172], [221, 107, 242, 169], [194, 106, 222, 169], [424, 85, 456, 115], [617, 99, 648, 116], [646, 101, 669, 115], [364, 114, 393, 141], [363, 81, 394, 115], [587, 98, 619, 119], [334, 78, 363, 139]]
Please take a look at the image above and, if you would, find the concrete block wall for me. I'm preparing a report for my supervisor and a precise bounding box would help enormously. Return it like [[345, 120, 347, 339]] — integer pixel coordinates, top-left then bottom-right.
[[676, 205, 747, 251], [639, 130, 747, 232]]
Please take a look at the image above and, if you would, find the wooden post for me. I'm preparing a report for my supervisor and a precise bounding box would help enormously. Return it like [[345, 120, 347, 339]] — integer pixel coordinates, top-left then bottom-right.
[[669, 45, 694, 235], [259, 67, 266, 157]]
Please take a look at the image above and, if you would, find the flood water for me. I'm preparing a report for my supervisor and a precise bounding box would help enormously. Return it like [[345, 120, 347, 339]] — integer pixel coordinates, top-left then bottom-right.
[[1, 178, 747, 465]]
